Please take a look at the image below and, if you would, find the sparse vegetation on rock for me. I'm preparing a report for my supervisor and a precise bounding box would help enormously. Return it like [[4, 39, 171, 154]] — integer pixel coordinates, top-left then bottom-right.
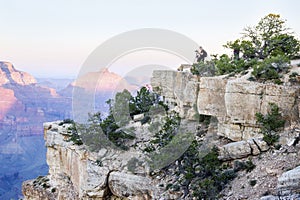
[[255, 103, 285, 146], [66, 122, 83, 145], [144, 110, 181, 152], [68, 86, 168, 151], [190, 14, 300, 81]]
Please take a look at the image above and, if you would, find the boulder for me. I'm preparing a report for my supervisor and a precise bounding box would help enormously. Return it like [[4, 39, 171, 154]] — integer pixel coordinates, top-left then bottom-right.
[[218, 141, 252, 160], [218, 138, 269, 160], [277, 166, 300, 195], [108, 172, 153, 199]]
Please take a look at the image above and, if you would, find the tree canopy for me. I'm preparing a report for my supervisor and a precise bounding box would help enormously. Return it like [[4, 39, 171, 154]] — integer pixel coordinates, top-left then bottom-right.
[[192, 14, 300, 80], [224, 14, 300, 60]]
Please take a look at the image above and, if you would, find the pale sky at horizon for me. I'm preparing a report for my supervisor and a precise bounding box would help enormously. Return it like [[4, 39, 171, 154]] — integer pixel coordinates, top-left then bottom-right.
[[1, 0, 300, 78]]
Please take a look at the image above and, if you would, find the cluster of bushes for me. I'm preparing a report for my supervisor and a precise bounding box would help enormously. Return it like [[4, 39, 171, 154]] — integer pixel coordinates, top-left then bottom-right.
[[142, 112, 258, 198], [178, 144, 236, 198], [67, 125, 83, 145], [233, 159, 256, 172], [154, 141, 258, 199], [33, 176, 50, 189], [191, 56, 249, 77], [143, 114, 236, 198], [64, 86, 168, 151], [251, 55, 290, 84], [190, 14, 300, 84], [156, 141, 236, 199]]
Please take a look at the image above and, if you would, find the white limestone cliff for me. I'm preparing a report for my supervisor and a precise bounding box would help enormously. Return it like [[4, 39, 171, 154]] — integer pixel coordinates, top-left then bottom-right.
[[23, 69, 300, 199]]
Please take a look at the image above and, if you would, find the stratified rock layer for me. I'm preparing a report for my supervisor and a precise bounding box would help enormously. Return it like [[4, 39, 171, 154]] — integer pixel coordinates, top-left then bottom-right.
[[151, 70, 300, 145], [0, 61, 71, 136], [23, 122, 165, 199], [23, 70, 300, 199]]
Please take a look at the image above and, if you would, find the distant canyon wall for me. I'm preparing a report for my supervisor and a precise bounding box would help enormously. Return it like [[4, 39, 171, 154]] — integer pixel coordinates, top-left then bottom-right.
[[0, 61, 71, 137]]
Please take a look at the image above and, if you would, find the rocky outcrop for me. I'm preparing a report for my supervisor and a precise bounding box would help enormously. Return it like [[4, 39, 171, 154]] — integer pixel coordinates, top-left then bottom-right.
[[108, 172, 153, 199], [151, 70, 300, 198], [0, 62, 36, 86], [23, 69, 300, 199], [151, 70, 300, 144], [218, 138, 269, 160], [151, 70, 199, 120], [258, 163, 300, 199], [22, 121, 169, 200], [277, 166, 300, 195]]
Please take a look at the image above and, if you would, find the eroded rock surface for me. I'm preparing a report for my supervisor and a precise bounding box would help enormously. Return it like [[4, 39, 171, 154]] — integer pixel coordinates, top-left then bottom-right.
[[278, 166, 300, 195], [23, 69, 300, 199]]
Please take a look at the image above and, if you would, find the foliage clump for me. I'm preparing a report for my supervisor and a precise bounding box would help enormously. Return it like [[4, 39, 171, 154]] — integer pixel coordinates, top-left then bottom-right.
[[66, 122, 83, 145], [144, 111, 181, 152], [249, 179, 257, 187], [190, 60, 216, 76], [233, 159, 256, 172], [129, 86, 167, 117], [255, 103, 285, 145], [160, 141, 236, 199], [225, 14, 300, 60], [33, 176, 50, 189], [58, 118, 74, 126], [190, 14, 300, 82], [69, 86, 168, 151], [251, 55, 290, 84]]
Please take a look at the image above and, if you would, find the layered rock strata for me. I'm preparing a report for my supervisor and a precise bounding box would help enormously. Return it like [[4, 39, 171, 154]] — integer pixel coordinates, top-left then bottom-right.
[[151, 70, 300, 148], [23, 70, 300, 199], [23, 122, 169, 199]]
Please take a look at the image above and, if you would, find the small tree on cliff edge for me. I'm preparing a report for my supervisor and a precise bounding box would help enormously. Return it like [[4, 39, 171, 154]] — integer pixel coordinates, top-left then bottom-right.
[[224, 14, 300, 60]]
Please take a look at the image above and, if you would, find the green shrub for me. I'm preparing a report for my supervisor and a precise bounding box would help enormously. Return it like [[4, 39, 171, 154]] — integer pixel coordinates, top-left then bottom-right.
[[58, 118, 74, 126], [199, 114, 211, 125], [249, 179, 257, 186], [66, 124, 83, 145], [255, 103, 285, 145], [290, 72, 299, 77], [252, 55, 290, 83], [68, 132, 83, 145], [33, 176, 50, 189], [212, 54, 255, 75], [144, 111, 181, 152], [234, 159, 256, 172], [190, 60, 216, 76], [129, 86, 168, 117], [157, 141, 236, 199], [289, 72, 299, 83], [96, 159, 103, 167], [78, 87, 169, 151]]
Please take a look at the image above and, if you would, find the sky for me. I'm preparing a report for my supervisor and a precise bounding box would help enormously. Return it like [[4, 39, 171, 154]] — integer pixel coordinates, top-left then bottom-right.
[[1, 0, 300, 78]]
